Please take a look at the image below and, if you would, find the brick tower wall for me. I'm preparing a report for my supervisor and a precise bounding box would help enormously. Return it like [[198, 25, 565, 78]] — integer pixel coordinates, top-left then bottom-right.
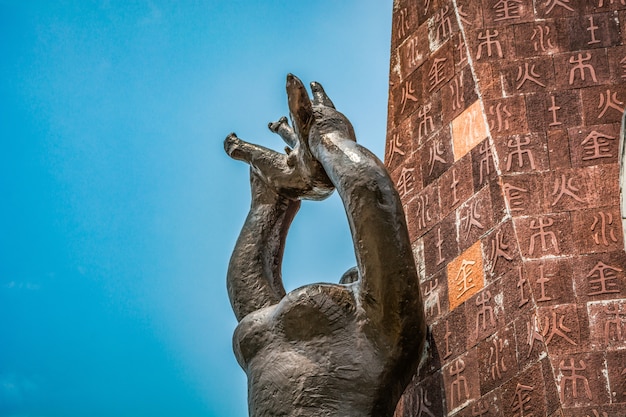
[[385, 1, 626, 416]]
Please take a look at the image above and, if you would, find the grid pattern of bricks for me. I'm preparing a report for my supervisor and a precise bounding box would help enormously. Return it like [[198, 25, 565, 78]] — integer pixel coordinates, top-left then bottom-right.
[[386, 1, 626, 416]]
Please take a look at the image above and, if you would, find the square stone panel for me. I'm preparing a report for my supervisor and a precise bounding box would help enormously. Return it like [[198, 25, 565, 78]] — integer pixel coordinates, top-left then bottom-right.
[[534, 0, 584, 19], [481, 220, 522, 282], [607, 44, 626, 82], [606, 350, 626, 404], [467, 26, 515, 63], [391, 1, 421, 50], [442, 349, 482, 414], [394, 371, 447, 417], [571, 207, 624, 254], [471, 138, 498, 191], [465, 280, 505, 349], [547, 129, 573, 170], [431, 304, 469, 365], [419, 126, 454, 187], [390, 65, 425, 128], [412, 89, 444, 147], [481, 0, 534, 28], [594, 163, 621, 208], [500, 360, 549, 417], [513, 311, 549, 369], [513, 20, 567, 58], [572, 251, 626, 302], [473, 61, 504, 100], [439, 151, 474, 218], [536, 304, 583, 355], [457, 186, 496, 251], [501, 56, 555, 96], [406, 180, 441, 239], [553, 49, 610, 90], [386, 123, 414, 174], [422, 39, 455, 96], [581, 82, 626, 125], [451, 388, 503, 417], [423, 211, 459, 278], [442, 66, 478, 124], [422, 268, 450, 322], [568, 123, 620, 168], [543, 167, 596, 213], [587, 299, 626, 351], [514, 213, 575, 259], [501, 172, 546, 216], [564, 12, 621, 51], [390, 152, 421, 205], [456, 0, 485, 29], [485, 96, 529, 139], [397, 23, 431, 81], [477, 324, 518, 395], [551, 351, 611, 408], [447, 240, 485, 311], [526, 258, 576, 307], [452, 100, 490, 161], [525, 91, 583, 134], [502, 264, 535, 325], [496, 133, 549, 175], [427, 1, 461, 50]]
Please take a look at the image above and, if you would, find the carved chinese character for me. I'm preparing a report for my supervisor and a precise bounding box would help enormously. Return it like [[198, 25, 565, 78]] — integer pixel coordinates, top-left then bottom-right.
[[387, 133, 406, 165], [406, 37, 422, 69], [493, 0, 523, 21], [598, 0, 626, 6], [396, 8, 409, 39], [517, 266, 530, 308], [396, 167, 415, 199], [449, 358, 469, 408], [489, 337, 507, 380], [506, 136, 536, 171], [545, 0, 575, 14], [476, 290, 495, 332], [503, 183, 528, 213], [591, 211, 619, 246], [415, 387, 436, 417], [536, 264, 554, 302], [490, 230, 513, 273], [435, 227, 446, 265], [457, 35, 468, 66], [569, 53, 598, 85], [587, 261, 622, 296], [450, 73, 465, 111], [597, 89, 625, 119], [400, 80, 419, 114], [458, 5, 471, 26], [489, 102, 511, 133], [516, 62, 546, 89], [451, 169, 460, 205], [478, 141, 493, 185], [510, 383, 533, 417], [471, 400, 489, 416], [435, 6, 452, 43], [529, 217, 560, 255], [416, 194, 432, 230], [456, 259, 477, 299], [463, 201, 484, 240], [424, 279, 441, 318], [526, 314, 544, 357], [581, 130, 615, 160], [429, 58, 448, 91], [551, 174, 584, 206], [548, 95, 562, 126], [532, 25, 554, 52], [428, 137, 446, 175], [559, 358, 592, 401], [604, 303, 626, 344], [418, 103, 434, 141], [476, 30, 503, 60], [542, 310, 577, 346], [587, 16, 601, 45]]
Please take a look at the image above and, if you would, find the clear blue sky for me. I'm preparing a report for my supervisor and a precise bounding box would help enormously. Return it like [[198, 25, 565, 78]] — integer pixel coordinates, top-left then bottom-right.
[[0, 1, 392, 416]]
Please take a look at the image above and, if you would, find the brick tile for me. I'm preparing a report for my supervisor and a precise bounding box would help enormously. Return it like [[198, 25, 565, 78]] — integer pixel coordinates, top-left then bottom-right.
[[573, 251, 626, 302], [551, 351, 611, 408]]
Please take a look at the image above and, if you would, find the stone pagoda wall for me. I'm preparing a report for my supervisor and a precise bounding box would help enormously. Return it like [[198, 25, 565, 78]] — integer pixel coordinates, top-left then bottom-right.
[[385, 1, 626, 416]]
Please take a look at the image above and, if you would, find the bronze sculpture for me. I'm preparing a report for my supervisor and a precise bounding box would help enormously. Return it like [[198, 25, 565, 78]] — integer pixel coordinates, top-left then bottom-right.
[[224, 74, 427, 417]]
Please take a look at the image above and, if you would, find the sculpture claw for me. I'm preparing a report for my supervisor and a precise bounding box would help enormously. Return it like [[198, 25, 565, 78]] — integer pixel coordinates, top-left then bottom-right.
[[311, 81, 335, 108]]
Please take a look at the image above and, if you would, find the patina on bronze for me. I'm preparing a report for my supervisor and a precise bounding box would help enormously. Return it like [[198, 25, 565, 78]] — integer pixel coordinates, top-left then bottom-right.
[[224, 74, 427, 417]]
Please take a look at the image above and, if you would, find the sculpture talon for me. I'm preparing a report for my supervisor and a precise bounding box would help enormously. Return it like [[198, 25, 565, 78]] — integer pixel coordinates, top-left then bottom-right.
[[225, 75, 426, 417]]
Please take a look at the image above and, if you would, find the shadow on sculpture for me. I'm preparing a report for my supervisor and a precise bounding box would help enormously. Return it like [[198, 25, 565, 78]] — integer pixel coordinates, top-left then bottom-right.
[[224, 74, 427, 416]]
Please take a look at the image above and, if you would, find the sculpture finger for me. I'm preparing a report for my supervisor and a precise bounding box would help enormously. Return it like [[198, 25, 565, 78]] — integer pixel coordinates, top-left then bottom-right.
[[286, 74, 314, 141], [311, 81, 335, 109], [268, 116, 298, 148]]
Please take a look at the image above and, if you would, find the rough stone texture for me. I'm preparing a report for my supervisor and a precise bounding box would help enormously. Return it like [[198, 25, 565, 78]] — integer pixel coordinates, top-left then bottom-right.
[[386, 1, 626, 416]]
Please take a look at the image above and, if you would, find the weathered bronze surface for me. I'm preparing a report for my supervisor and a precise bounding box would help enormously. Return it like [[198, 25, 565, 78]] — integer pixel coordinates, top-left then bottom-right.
[[224, 74, 427, 417]]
